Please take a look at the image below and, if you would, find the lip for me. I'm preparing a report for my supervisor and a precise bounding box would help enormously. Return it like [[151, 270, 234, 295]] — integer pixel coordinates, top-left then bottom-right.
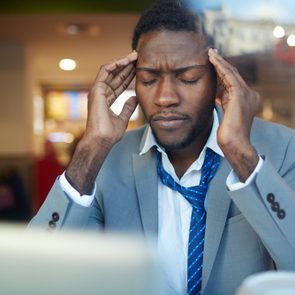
[[152, 115, 188, 129]]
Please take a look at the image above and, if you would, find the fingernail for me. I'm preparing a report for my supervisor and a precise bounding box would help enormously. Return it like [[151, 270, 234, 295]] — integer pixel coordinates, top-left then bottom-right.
[[208, 48, 217, 55], [128, 51, 137, 59]]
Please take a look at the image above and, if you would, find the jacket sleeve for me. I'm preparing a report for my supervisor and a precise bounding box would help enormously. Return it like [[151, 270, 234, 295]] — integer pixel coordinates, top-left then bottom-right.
[[28, 179, 104, 231], [227, 135, 295, 269]]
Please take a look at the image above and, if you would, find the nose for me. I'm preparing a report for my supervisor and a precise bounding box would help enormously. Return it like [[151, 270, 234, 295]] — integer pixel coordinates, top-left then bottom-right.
[[154, 76, 180, 108]]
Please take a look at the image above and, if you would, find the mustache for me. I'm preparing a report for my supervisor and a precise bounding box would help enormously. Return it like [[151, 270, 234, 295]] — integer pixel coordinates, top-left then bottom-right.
[[150, 110, 191, 121]]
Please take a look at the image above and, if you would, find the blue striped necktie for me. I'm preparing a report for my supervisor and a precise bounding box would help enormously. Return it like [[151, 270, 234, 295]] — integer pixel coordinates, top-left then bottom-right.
[[157, 148, 220, 295]]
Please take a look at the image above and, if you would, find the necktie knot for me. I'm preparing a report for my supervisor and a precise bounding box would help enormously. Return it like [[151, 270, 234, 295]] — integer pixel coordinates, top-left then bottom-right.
[[157, 148, 220, 210]]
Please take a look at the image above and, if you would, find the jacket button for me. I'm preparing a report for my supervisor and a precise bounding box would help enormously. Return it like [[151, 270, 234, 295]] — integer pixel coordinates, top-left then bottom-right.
[[52, 212, 60, 222], [271, 201, 279, 212], [267, 193, 275, 203], [277, 209, 286, 219], [48, 220, 56, 228]]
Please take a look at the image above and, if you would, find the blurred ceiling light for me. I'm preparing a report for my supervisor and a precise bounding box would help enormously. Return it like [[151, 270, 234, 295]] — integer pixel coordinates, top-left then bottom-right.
[[57, 23, 101, 37], [59, 59, 77, 71], [88, 25, 101, 36], [273, 25, 285, 38], [287, 35, 295, 47], [66, 24, 80, 35]]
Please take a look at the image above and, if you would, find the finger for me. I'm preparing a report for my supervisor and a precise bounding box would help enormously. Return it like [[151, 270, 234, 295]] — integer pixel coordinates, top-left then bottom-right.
[[106, 53, 137, 80], [118, 96, 138, 125], [107, 51, 137, 71], [95, 51, 137, 83], [210, 52, 245, 88], [105, 62, 135, 93], [105, 67, 136, 107], [208, 49, 237, 75], [209, 52, 240, 89], [89, 66, 135, 113], [92, 52, 136, 107], [208, 49, 245, 89], [87, 52, 137, 121]]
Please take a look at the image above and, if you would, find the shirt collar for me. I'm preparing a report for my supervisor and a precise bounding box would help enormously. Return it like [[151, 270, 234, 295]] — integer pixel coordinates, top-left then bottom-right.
[[139, 108, 224, 158]]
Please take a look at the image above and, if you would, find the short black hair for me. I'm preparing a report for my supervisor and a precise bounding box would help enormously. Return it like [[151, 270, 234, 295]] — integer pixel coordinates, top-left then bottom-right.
[[132, 0, 202, 50]]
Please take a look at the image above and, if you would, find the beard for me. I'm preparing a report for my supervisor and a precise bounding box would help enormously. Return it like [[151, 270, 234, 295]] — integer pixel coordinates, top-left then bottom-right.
[[151, 123, 200, 151], [148, 103, 215, 152]]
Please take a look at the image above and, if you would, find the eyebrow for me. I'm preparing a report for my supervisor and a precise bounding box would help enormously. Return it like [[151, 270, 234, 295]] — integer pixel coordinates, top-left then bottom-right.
[[136, 64, 207, 75]]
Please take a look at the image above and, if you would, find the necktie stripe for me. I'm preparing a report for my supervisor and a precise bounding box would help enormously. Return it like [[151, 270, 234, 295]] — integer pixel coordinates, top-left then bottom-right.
[[184, 194, 204, 201], [188, 251, 203, 271], [188, 251, 204, 270], [188, 276, 202, 295], [188, 239, 205, 258], [157, 148, 220, 294], [190, 212, 206, 231], [188, 264, 203, 283], [189, 226, 205, 246]]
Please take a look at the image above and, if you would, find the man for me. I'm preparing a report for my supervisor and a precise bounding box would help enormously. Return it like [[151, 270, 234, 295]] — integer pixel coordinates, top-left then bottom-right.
[[29, 1, 295, 294]]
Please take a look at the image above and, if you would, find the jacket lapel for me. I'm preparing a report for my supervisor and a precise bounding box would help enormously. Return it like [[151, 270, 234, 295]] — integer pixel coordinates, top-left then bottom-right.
[[201, 105, 232, 290], [132, 149, 159, 237], [202, 154, 232, 290]]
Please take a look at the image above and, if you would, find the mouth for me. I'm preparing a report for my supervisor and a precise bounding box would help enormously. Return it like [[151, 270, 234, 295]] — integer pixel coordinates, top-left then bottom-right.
[[151, 113, 189, 130]]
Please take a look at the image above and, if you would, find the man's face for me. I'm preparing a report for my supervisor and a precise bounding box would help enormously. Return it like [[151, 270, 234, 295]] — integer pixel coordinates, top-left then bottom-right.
[[135, 30, 217, 151]]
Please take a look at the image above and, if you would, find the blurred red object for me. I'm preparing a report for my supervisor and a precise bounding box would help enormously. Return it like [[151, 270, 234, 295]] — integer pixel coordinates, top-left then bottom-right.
[[35, 141, 64, 210], [274, 38, 295, 66]]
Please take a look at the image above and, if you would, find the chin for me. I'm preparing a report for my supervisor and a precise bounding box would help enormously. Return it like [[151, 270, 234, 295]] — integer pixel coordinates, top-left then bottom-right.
[[153, 129, 197, 151], [159, 141, 190, 151]]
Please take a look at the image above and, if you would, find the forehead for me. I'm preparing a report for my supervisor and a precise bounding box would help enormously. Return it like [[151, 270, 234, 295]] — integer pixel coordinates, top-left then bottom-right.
[[136, 30, 208, 68]]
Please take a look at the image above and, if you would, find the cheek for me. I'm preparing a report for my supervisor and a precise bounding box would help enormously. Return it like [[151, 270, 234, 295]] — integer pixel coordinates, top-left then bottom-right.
[[135, 81, 144, 106], [178, 81, 208, 103], [178, 80, 216, 115], [193, 75, 216, 100]]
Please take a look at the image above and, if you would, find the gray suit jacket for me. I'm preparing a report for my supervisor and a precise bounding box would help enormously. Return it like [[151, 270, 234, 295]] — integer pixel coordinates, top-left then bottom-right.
[[30, 107, 295, 295]]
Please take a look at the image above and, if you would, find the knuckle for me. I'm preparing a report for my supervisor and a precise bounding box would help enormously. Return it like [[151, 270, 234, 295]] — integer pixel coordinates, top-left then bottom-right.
[[100, 64, 107, 71], [122, 80, 129, 89], [87, 87, 96, 99], [107, 84, 115, 94], [87, 91, 92, 100], [88, 83, 105, 97], [231, 66, 239, 74]]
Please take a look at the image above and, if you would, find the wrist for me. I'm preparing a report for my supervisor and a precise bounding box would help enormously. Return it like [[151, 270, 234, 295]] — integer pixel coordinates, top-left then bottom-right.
[[79, 132, 114, 154], [65, 133, 113, 195], [221, 141, 259, 182]]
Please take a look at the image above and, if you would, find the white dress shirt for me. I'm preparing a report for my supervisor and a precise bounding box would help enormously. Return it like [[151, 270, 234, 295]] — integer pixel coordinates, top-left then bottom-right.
[[59, 109, 263, 294]]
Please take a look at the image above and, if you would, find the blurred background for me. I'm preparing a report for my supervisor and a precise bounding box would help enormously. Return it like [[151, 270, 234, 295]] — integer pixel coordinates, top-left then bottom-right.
[[0, 0, 294, 221]]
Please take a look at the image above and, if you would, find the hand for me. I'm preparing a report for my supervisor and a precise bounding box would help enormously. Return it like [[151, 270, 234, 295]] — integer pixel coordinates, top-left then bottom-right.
[[85, 51, 138, 146], [208, 48, 261, 181], [65, 51, 138, 194]]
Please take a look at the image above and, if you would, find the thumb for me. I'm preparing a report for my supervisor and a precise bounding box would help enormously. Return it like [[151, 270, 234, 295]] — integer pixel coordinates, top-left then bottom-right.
[[119, 96, 138, 124]]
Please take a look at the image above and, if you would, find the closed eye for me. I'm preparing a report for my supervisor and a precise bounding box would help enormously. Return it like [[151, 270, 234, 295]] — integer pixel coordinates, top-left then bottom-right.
[[176, 69, 202, 85], [141, 79, 157, 86], [179, 78, 199, 85]]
